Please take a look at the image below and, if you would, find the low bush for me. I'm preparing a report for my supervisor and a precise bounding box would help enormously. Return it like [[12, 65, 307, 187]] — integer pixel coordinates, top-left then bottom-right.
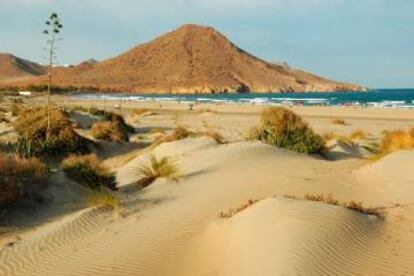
[[0, 153, 48, 207], [88, 108, 134, 133], [91, 121, 129, 142], [14, 107, 90, 157], [136, 154, 180, 187], [253, 107, 324, 154], [61, 154, 117, 191]]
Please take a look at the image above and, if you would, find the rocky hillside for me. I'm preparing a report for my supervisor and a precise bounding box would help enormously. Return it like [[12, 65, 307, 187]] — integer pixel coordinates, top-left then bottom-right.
[[0, 25, 364, 93], [0, 54, 46, 81]]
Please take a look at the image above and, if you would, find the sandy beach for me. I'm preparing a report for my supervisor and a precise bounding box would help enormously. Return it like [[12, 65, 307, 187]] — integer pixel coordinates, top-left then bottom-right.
[[0, 94, 412, 275]]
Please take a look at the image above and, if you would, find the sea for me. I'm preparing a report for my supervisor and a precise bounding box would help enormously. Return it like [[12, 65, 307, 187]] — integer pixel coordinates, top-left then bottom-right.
[[74, 88, 414, 109]]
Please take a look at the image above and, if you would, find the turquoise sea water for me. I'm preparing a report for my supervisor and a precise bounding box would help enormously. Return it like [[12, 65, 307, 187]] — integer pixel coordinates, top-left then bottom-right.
[[75, 89, 414, 109]]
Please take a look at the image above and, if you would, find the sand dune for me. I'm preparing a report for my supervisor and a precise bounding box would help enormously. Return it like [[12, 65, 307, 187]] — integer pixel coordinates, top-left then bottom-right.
[[0, 138, 413, 275], [355, 150, 414, 205]]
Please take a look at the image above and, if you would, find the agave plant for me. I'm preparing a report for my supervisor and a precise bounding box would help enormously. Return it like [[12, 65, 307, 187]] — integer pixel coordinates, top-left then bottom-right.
[[136, 154, 180, 187]]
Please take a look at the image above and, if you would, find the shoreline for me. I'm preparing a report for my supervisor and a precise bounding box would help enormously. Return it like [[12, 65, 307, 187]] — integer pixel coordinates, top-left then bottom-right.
[[45, 95, 414, 121]]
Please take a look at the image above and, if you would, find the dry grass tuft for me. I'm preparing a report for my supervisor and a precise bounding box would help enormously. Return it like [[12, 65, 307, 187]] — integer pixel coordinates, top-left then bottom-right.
[[349, 130, 369, 140], [202, 130, 226, 144], [0, 153, 48, 207], [299, 194, 382, 217], [380, 129, 414, 153], [14, 107, 90, 157], [154, 127, 191, 145], [322, 131, 338, 142], [86, 189, 120, 211], [0, 112, 9, 123], [252, 107, 324, 154], [332, 118, 347, 125], [148, 128, 166, 135], [91, 121, 129, 142], [219, 199, 259, 218], [136, 154, 180, 187], [133, 108, 149, 116], [61, 154, 117, 191], [367, 128, 414, 161]]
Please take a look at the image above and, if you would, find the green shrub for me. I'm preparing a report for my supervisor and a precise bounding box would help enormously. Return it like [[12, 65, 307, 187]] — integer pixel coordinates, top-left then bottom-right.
[[14, 107, 90, 157], [0, 153, 48, 207], [61, 154, 117, 191], [254, 107, 324, 154]]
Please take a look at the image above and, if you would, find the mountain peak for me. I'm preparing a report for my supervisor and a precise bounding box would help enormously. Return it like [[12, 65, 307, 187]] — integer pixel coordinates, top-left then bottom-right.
[[0, 25, 364, 93]]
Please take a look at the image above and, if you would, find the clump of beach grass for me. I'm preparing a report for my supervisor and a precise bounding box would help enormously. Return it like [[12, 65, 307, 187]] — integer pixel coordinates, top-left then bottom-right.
[[332, 118, 347, 125], [202, 130, 226, 144], [61, 154, 118, 191], [349, 130, 369, 140], [154, 126, 191, 146], [88, 108, 134, 133], [369, 128, 414, 161], [91, 121, 129, 142], [85, 189, 120, 211], [14, 107, 90, 158], [136, 154, 180, 187], [0, 153, 48, 207], [252, 107, 325, 154], [133, 108, 149, 116]]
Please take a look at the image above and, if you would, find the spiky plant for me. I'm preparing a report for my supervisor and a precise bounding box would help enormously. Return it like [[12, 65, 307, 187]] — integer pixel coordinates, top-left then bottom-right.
[[136, 154, 180, 187]]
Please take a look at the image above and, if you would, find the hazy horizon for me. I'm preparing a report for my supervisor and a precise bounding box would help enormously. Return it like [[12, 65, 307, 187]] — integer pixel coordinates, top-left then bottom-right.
[[0, 0, 413, 89]]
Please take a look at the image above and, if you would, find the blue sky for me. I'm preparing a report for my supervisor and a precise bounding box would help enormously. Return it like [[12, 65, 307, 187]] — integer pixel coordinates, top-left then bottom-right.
[[0, 0, 413, 88]]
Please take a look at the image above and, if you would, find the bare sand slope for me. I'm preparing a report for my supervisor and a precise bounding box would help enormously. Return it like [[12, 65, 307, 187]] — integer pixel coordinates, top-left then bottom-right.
[[355, 150, 414, 205], [0, 138, 413, 275]]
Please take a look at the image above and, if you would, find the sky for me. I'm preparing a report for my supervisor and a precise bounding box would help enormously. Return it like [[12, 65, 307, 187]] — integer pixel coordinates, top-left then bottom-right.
[[0, 0, 413, 88]]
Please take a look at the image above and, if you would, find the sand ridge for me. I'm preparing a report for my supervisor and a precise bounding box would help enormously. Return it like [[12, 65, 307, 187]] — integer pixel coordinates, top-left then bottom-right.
[[0, 136, 413, 275]]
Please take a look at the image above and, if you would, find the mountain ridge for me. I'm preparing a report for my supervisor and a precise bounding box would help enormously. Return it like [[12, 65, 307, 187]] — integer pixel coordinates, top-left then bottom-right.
[[0, 24, 365, 93]]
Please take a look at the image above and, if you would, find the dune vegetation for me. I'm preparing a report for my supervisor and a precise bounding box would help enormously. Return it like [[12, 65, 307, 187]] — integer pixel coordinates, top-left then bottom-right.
[[251, 107, 325, 154], [136, 154, 180, 187], [14, 107, 90, 158], [61, 154, 118, 191], [89, 108, 134, 142], [91, 121, 129, 142], [0, 153, 48, 208]]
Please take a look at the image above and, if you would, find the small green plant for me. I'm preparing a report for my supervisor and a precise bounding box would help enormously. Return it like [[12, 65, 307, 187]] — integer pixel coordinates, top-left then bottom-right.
[[61, 154, 117, 191], [136, 154, 180, 187], [253, 107, 324, 154]]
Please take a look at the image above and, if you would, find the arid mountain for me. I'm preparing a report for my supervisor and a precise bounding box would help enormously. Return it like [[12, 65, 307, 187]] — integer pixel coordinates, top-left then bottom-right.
[[0, 25, 364, 93], [0, 54, 46, 81]]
